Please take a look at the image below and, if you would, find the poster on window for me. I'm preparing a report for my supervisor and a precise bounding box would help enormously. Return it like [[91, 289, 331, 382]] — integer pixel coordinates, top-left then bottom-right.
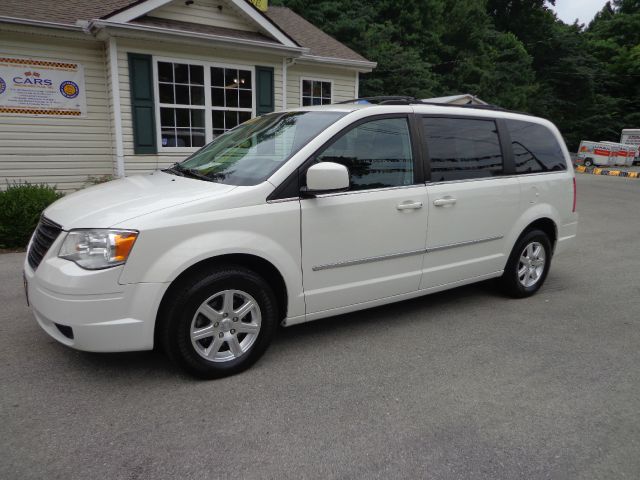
[[0, 56, 87, 116]]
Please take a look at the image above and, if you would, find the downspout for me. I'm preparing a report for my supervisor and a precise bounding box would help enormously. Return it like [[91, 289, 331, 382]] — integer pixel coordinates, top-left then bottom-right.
[[108, 37, 125, 178], [355, 71, 359, 99], [282, 57, 296, 110], [282, 57, 287, 110]]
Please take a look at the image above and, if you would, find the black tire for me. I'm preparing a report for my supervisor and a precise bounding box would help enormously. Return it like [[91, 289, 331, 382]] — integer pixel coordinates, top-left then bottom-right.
[[500, 229, 552, 298], [159, 265, 278, 379], [584, 158, 594, 167]]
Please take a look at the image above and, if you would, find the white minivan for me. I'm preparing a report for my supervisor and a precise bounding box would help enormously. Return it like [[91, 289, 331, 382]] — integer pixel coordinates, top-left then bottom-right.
[[24, 100, 578, 378]]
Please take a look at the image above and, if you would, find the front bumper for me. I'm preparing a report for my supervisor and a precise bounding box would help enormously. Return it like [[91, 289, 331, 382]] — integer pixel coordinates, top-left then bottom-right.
[[25, 254, 168, 353]]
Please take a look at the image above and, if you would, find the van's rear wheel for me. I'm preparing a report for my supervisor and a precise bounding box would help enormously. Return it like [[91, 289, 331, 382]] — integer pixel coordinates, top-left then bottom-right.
[[160, 266, 278, 378], [500, 229, 552, 298], [584, 158, 594, 167]]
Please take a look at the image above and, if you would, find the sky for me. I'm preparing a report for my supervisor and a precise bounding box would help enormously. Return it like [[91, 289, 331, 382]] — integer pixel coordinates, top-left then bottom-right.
[[551, 0, 610, 25]]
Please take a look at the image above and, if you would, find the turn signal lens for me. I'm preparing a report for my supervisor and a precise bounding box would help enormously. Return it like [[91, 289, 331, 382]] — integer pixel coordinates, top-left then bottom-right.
[[59, 229, 138, 270]]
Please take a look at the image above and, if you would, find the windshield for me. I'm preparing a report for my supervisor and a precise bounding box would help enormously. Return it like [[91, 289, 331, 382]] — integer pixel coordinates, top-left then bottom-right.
[[170, 111, 346, 185]]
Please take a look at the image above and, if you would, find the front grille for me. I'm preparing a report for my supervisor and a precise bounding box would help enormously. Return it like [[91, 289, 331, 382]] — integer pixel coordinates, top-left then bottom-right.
[[27, 216, 62, 271]]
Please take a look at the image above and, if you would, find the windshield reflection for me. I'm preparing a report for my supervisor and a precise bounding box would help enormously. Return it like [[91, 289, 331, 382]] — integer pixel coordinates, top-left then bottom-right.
[[170, 111, 346, 186]]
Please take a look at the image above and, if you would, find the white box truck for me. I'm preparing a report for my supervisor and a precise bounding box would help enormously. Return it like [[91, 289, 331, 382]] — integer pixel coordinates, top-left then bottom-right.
[[577, 141, 615, 167], [602, 141, 635, 166]]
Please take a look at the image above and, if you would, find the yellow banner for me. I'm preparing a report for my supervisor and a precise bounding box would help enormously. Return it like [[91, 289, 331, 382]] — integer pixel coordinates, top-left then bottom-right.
[[249, 0, 268, 11]]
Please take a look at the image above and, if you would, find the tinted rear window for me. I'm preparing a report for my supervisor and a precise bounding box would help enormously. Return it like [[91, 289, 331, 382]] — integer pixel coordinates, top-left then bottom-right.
[[423, 117, 503, 182], [505, 120, 566, 173]]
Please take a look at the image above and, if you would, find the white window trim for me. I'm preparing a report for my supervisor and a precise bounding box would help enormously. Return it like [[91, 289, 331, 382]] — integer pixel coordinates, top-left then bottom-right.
[[153, 56, 256, 153], [300, 77, 334, 107]]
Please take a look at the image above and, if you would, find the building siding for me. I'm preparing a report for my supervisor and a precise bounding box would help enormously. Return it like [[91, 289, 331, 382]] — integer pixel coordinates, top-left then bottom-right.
[[150, 0, 256, 32], [116, 38, 283, 174], [0, 26, 114, 191]]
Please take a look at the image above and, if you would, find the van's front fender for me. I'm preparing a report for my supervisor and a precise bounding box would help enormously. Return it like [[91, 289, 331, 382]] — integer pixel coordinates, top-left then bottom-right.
[[117, 201, 305, 318]]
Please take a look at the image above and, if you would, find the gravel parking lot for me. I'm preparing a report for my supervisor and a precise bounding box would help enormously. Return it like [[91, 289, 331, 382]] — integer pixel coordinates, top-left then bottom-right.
[[1, 173, 639, 480]]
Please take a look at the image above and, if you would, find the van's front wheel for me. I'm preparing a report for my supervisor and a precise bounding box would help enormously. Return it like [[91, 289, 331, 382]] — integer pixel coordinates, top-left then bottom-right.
[[160, 266, 278, 378], [500, 230, 552, 298]]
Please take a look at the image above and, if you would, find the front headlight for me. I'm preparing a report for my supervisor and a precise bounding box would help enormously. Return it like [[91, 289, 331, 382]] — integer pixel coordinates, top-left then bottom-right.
[[58, 229, 138, 270]]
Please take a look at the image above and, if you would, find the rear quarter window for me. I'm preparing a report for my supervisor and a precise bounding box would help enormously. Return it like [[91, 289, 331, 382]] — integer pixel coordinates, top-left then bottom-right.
[[505, 120, 567, 173]]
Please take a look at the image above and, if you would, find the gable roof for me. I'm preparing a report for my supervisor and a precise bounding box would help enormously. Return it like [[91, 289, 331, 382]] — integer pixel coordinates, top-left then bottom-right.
[[264, 6, 367, 63], [0, 0, 373, 66]]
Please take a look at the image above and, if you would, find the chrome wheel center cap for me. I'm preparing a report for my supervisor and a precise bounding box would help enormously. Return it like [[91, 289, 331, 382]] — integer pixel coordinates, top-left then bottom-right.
[[221, 319, 232, 332]]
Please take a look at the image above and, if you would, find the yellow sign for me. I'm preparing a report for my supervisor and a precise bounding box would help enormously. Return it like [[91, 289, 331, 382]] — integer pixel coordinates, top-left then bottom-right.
[[249, 0, 268, 11]]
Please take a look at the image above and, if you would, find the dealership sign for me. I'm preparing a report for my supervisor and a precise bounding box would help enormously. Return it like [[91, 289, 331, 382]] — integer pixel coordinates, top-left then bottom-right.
[[0, 56, 86, 116]]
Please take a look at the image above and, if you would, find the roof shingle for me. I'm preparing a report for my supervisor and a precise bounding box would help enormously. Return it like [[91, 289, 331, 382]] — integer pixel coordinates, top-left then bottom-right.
[[264, 6, 368, 63]]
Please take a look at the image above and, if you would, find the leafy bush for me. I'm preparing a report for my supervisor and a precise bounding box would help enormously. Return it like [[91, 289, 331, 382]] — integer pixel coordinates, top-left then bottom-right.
[[0, 182, 64, 249]]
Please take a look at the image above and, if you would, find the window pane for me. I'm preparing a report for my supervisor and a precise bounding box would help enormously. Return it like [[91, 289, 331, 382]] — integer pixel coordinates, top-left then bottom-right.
[[321, 82, 331, 98], [312, 81, 321, 97], [175, 108, 190, 127], [239, 89, 252, 109], [238, 111, 252, 124], [191, 109, 204, 128], [312, 97, 321, 106], [211, 67, 224, 87], [190, 86, 204, 105], [321, 98, 331, 105], [225, 68, 238, 88], [174, 63, 189, 84], [176, 128, 191, 147], [506, 120, 566, 173], [161, 128, 176, 147], [159, 83, 174, 104], [212, 87, 225, 107], [302, 80, 311, 96], [175, 85, 189, 105], [212, 110, 224, 129], [192, 129, 206, 147], [190, 65, 204, 85], [424, 117, 503, 182], [302, 97, 311, 106], [238, 69, 252, 89], [158, 62, 173, 83], [225, 110, 238, 130], [212, 129, 225, 138], [317, 118, 414, 191], [160, 107, 175, 127], [225, 89, 239, 108]]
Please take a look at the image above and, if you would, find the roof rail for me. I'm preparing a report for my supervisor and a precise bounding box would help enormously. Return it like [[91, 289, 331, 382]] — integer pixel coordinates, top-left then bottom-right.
[[335, 96, 416, 105], [336, 96, 515, 113]]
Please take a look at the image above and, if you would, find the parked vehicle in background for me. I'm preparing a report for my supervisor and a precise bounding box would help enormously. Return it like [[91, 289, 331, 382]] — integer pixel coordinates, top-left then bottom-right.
[[601, 142, 635, 166], [24, 99, 578, 378], [620, 129, 640, 165], [577, 141, 615, 167]]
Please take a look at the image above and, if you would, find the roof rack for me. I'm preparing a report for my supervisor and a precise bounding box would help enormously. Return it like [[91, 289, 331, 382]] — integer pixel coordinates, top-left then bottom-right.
[[336, 96, 512, 112]]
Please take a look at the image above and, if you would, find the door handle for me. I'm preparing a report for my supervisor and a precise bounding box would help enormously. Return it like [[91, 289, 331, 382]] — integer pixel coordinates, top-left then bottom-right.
[[396, 201, 423, 211], [433, 196, 457, 207]]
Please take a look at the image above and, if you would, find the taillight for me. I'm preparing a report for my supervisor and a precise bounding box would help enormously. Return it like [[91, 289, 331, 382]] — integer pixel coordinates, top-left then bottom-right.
[[572, 177, 577, 212]]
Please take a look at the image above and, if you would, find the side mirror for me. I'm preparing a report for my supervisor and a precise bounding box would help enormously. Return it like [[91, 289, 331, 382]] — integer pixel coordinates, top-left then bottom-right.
[[304, 162, 349, 195]]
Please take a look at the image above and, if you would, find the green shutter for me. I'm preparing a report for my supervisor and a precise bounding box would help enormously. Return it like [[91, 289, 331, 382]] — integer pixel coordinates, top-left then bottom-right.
[[128, 53, 157, 154], [255, 66, 275, 116]]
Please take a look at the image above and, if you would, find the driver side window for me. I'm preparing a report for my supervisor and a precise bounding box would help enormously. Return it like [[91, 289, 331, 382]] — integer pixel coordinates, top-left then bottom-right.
[[316, 117, 414, 191]]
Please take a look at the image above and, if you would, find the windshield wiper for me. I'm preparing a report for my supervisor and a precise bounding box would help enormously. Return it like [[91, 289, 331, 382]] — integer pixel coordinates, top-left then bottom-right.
[[164, 163, 215, 182], [164, 163, 186, 177]]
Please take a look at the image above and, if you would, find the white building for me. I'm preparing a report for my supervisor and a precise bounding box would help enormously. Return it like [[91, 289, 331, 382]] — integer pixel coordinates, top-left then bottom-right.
[[0, 0, 375, 190]]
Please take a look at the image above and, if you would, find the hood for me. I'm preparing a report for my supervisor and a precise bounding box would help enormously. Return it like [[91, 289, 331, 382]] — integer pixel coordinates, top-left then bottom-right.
[[45, 172, 236, 229]]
